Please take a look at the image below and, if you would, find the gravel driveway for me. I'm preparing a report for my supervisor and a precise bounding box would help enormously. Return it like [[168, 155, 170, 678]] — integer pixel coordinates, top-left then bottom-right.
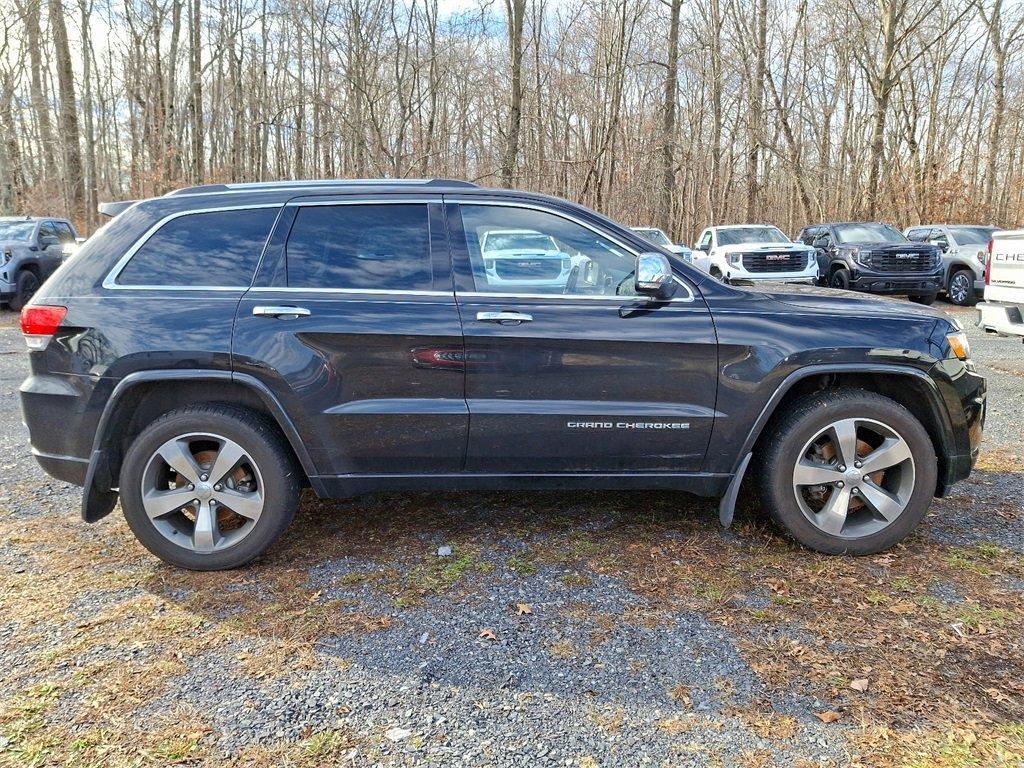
[[0, 301, 1021, 767]]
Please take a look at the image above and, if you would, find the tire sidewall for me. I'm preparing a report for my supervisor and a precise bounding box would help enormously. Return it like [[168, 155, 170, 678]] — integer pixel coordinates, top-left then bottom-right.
[[120, 409, 297, 570], [829, 269, 849, 290], [764, 395, 937, 555], [947, 270, 974, 306], [10, 271, 39, 311]]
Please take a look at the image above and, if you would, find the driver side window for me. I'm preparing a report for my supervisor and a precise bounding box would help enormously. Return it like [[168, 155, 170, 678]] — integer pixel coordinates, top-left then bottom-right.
[[697, 231, 712, 251], [459, 204, 638, 296]]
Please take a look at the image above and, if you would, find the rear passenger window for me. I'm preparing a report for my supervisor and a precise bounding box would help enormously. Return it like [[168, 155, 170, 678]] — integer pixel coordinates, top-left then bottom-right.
[[285, 204, 431, 290], [117, 207, 278, 287]]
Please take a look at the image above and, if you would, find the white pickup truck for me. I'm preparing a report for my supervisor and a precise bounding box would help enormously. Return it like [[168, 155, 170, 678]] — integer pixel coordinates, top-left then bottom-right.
[[978, 229, 1024, 339]]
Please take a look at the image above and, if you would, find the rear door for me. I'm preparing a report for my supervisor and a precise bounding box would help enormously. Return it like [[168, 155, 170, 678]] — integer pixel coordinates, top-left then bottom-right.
[[448, 198, 718, 474], [232, 195, 467, 477]]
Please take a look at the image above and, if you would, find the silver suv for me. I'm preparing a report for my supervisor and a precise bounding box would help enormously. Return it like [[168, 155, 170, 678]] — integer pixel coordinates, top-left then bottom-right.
[[904, 225, 999, 306], [0, 216, 79, 310]]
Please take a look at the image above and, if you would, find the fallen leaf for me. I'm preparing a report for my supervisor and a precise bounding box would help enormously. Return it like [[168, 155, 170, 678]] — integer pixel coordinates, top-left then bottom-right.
[[478, 628, 497, 640], [815, 710, 841, 723], [850, 678, 869, 692], [515, 603, 533, 616], [767, 577, 788, 595]]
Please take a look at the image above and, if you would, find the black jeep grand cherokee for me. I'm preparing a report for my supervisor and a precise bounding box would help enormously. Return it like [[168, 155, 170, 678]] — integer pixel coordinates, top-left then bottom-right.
[[20, 180, 985, 570], [798, 222, 944, 304]]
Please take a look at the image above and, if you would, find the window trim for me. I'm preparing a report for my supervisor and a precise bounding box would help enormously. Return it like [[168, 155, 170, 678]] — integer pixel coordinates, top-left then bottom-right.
[[102, 203, 283, 291], [447, 198, 696, 303]]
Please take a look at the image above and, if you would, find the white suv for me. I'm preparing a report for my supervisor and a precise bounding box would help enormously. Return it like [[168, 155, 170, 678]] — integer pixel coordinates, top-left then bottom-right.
[[692, 225, 817, 284]]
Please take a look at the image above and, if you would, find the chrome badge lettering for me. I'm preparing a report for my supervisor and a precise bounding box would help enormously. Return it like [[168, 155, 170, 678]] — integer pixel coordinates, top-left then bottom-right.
[[567, 421, 690, 430]]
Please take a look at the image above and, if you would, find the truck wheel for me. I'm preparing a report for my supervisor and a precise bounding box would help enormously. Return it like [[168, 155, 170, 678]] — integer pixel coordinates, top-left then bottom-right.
[[908, 293, 937, 305], [946, 270, 975, 306], [828, 269, 850, 290], [9, 270, 40, 311], [758, 390, 937, 555], [119, 404, 299, 570], [709, 267, 726, 282]]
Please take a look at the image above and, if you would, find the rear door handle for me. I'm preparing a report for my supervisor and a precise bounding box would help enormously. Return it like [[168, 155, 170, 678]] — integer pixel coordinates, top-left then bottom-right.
[[252, 305, 311, 319], [475, 311, 533, 324]]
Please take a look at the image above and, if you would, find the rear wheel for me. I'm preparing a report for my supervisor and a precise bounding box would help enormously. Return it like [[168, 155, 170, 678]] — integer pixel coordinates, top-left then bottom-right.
[[828, 269, 850, 290], [946, 269, 975, 306], [908, 293, 937, 305], [120, 404, 299, 570], [758, 390, 937, 555], [9, 270, 40, 311]]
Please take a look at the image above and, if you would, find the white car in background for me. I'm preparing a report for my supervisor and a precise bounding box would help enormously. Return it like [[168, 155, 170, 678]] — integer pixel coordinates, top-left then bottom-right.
[[479, 228, 579, 291], [691, 224, 818, 284], [630, 227, 695, 264], [978, 228, 1024, 338]]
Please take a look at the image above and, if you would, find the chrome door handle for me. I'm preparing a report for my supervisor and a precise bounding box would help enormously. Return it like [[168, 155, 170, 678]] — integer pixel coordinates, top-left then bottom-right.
[[252, 305, 311, 319], [475, 311, 533, 324]]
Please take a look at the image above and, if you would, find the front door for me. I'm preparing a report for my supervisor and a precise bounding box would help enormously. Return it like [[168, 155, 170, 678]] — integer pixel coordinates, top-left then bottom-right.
[[232, 195, 467, 477], [448, 199, 719, 474]]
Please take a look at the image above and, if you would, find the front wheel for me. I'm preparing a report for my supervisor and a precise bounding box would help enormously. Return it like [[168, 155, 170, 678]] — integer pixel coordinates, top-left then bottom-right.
[[758, 390, 937, 555], [828, 269, 850, 290], [9, 270, 40, 311], [120, 404, 299, 570], [946, 270, 975, 306], [908, 293, 937, 305]]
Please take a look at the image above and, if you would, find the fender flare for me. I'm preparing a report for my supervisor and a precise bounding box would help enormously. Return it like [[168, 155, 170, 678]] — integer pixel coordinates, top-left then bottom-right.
[[716, 363, 955, 527], [82, 369, 323, 521]]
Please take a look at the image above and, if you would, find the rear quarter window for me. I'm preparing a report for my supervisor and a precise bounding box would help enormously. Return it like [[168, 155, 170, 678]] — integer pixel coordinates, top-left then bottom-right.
[[115, 207, 279, 287]]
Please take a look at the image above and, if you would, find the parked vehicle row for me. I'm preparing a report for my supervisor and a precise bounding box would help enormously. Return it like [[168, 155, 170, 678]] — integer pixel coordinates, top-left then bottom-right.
[[19, 179, 985, 570], [631, 220, 1002, 307]]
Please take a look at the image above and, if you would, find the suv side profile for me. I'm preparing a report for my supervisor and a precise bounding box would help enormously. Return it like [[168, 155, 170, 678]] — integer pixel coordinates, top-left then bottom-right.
[[20, 180, 985, 570], [904, 225, 998, 306], [798, 222, 943, 304], [1, 216, 79, 310]]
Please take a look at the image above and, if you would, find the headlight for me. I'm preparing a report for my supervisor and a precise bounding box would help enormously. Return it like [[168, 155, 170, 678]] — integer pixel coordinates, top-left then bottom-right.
[[946, 331, 971, 361], [1, 247, 11, 266], [726, 253, 742, 266], [850, 248, 871, 267]]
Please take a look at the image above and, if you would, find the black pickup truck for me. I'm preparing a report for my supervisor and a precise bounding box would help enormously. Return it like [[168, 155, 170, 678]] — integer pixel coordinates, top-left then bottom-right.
[[19, 180, 985, 569], [797, 222, 944, 304]]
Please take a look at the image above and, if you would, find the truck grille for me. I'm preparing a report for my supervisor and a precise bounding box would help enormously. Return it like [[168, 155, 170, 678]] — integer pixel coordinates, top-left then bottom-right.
[[741, 252, 806, 273], [866, 251, 936, 273], [495, 258, 563, 280]]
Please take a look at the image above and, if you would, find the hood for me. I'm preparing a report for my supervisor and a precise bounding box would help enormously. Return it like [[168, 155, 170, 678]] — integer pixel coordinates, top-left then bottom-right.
[[717, 242, 812, 254], [743, 282, 947, 321], [837, 241, 935, 253]]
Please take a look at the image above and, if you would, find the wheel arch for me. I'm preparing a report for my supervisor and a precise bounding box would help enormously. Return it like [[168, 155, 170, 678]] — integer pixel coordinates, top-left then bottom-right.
[[735, 364, 955, 494], [82, 370, 322, 522]]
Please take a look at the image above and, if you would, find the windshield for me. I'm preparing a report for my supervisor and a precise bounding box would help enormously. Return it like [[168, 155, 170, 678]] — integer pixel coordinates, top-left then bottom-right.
[[483, 232, 557, 252], [716, 226, 790, 246], [949, 226, 998, 245], [634, 228, 672, 246], [0, 221, 35, 241], [834, 223, 906, 244]]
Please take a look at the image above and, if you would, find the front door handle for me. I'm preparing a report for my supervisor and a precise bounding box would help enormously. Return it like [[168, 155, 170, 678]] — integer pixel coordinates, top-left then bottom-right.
[[475, 311, 533, 324], [252, 305, 311, 319]]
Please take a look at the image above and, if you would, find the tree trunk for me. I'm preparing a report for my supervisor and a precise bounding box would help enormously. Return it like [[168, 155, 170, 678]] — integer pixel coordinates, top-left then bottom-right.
[[48, 0, 85, 223], [660, 0, 682, 234], [501, 0, 527, 187]]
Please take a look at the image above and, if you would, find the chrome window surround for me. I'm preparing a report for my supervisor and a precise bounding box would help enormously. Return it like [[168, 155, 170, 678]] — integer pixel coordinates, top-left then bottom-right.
[[448, 198, 697, 303], [102, 203, 285, 291]]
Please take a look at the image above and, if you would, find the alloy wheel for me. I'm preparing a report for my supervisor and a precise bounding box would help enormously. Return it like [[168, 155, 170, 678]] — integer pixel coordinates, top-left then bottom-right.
[[140, 432, 265, 553], [791, 418, 916, 539], [949, 272, 971, 305]]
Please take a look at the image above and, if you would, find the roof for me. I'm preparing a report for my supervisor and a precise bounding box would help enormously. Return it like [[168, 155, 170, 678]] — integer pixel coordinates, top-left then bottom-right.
[[712, 223, 780, 230], [0, 215, 62, 223]]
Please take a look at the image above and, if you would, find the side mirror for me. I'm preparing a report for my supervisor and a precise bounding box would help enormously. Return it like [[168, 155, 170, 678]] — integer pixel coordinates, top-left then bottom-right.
[[636, 252, 674, 296]]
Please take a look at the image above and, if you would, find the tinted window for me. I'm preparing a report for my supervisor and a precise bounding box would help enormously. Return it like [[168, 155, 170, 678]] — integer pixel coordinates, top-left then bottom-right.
[[117, 207, 278, 287], [38, 221, 59, 243], [53, 222, 75, 242], [716, 226, 790, 245], [0, 221, 35, 241], [286, 204, 431, 290], [460, 204, 639, 296], [949, 226, 997, 245], [834, 223, 906, 244]]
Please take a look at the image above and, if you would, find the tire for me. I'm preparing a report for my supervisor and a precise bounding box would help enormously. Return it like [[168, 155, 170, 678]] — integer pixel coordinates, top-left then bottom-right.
[[710, 267, 726, 283], [946, 270, 976, 306], [908, 293, 937, 305], [828, 269, 850, 290], [9, 270, 40, 312], [757, 390, 937, 555], [119, 403, 300, 570]]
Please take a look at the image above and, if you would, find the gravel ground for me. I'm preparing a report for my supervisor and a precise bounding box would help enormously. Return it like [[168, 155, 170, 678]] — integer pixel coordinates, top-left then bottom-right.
[[0, 299, 1021, 767]]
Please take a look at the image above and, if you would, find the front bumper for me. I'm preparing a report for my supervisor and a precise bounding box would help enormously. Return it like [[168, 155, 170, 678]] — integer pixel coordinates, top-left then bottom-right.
[[724, 267, 818, 284], [849, 269, 943, 294]]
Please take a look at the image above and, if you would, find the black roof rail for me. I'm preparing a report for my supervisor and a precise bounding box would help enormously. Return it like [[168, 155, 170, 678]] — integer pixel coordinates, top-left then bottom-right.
[[165, 178, 478, 196]]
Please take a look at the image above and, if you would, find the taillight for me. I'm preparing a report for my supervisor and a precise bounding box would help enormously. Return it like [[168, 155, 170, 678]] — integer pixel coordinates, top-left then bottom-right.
[[985, 239, 993, 286], [20, 305, 67, 350]]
